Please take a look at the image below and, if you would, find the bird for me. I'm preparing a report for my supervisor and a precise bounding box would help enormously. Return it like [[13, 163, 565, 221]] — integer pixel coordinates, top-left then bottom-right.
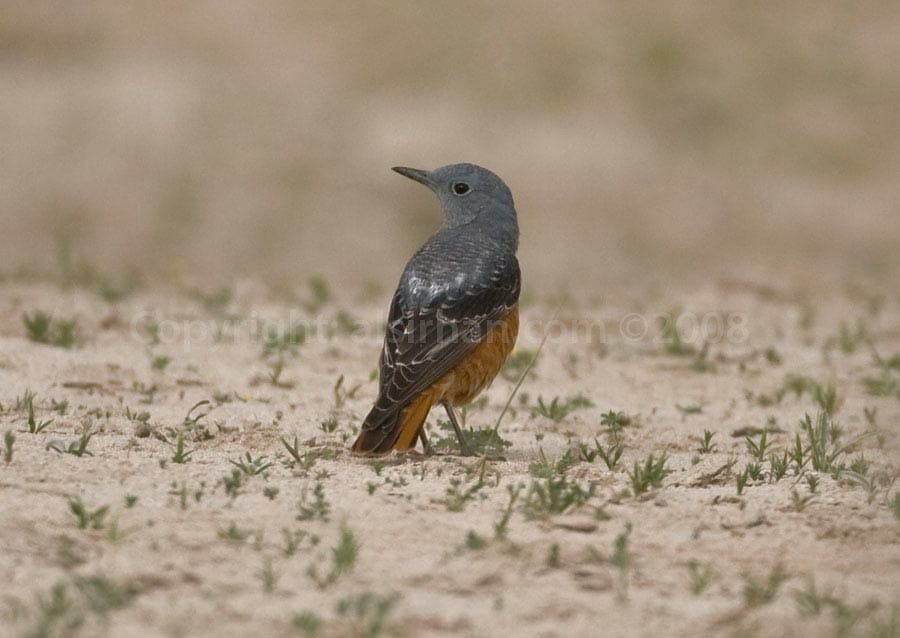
[[350, 163, 521, 456]]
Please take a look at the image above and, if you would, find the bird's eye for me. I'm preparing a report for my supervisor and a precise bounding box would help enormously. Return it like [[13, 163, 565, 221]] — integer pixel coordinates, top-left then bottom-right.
[[451, 182, 471, 196]]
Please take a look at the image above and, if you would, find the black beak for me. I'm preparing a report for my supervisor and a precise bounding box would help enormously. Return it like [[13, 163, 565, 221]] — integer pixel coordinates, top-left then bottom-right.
[[391, 166, 436, 189]]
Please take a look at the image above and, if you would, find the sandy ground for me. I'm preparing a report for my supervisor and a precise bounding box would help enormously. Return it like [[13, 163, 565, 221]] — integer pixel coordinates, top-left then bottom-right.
[[0, 275, 897, 638]]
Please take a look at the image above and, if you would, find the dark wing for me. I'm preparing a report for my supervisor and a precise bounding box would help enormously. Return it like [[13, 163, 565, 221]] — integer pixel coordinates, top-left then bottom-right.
[[363, 256, 520, 434]]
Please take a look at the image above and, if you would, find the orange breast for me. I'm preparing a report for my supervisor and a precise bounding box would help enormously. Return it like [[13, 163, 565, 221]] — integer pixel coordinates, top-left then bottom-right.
[[433, 304, 519, 406]]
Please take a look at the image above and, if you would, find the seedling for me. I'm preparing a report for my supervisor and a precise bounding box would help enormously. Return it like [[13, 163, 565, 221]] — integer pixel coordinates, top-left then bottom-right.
[[578, 439, 623, 470], [230, 452, 273, 476], [805, 474, 820, 493], [660, 312, 695, 356], [600, 410, 631, 434], [263, 323, 308, 357], [610, 523, 633, 601], [319, 415, 339, 433], [333, 374, 361, 409], [501, 348, 538, 381], [791, 489, 813, 512], [687, 560, 715, 595], [257, 559, 279, 593], [628, 452, 670, 495], [3, 431, 14, 463], [676, 403, 703, 417], [744, 429, 771, 461], [218, 522, 251, 543], [465, 530, 487, 551], [151, 355, 171, 371], [522, 477, 594, 519], [442, 474, 486, 512], [170, 434, 193, 464], [862, 371, 899, 397], [432, 422, 512, 457], [534, 394, 593, 422], [528, 447, 578, 479], [222, 469, 243, 499], [736, 469, 749, 495], [27, 397, 54, 434], [297, 482, 331, 521], [545, 543, 561, 568], [292, 611, 322, 637], [66, 427, 93, 457], [68, 497, 109, 530], [308, 526, 357, 588], [697, 430, 717, 454], [334, 591, 400, 638], [493, 484, 523, 540], [769, 451, 789, 480], [743, 563, 787, 607], [23, 311, 77, 348]]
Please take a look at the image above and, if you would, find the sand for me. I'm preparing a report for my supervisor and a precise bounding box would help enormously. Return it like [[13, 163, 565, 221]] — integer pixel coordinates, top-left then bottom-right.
[[0, 275, 897, 638]]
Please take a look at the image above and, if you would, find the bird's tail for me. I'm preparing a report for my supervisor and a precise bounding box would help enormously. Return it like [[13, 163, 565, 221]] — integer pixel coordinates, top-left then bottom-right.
[[350, 390, 434, 455]]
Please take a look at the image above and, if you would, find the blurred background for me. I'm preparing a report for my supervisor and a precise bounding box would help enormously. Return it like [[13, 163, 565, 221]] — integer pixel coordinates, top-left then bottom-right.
[[2, 2, 898, 296]]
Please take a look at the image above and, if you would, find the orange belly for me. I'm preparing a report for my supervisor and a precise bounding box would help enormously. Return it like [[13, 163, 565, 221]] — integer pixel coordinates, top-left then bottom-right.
[[433, 304, 519, 406], [392, 305, 519, 450]]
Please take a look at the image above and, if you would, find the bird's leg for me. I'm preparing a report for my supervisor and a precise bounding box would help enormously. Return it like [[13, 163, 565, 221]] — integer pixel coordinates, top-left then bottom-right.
[[442, 401, 471, 456], [418, 428, 435, 456]]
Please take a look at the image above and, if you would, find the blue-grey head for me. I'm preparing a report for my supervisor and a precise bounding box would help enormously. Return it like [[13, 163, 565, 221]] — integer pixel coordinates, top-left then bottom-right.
[[392, 163, 518, 240]]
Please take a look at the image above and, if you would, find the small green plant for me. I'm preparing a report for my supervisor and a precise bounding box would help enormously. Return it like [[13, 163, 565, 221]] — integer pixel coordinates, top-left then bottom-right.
[[736, 468, 749, 495], [769, 451, 789, 481], [170, 433, 193, 464], [660, 312, 695, 356], [493, 484, 523, 540], [66, 427, 93, 457], [222, 469, 243, 498], [676, 403, 703, 417], [600, 410, 631, 434], [814, 383, 838, 415], [308, 526, 358, 588], [801, 412, 852, 474], [805, 474, 820, 493], [743, 563, 787, 607], [501, 348, 538, 381], [529, 447, 578, 479], [306, 275, 331, 312], [68, 497, 110, 530], [24, 394, 53, 434], [744, 429, 771, 461], [4, 431, 15, 463], [23, 311, 78, 348], [534, 394, 593, 422], [230, 452, 274, 476], [791, 488, 814, 512], [610, 524, 633, 601], [697, 430, 717, 453], [320, 415, 339, 433], [151, 355, 171, 371], [297, 482, 331, 521], [334, 591, 400, 638], [862, 371, 899, 397], [464, 530, 487, 551], [687, 560, 715, 595], [522, 477, 595, 519], [333, 375, 361, 409], [432, 423, 512, 456], [263, 322, 308, 357], [292, 611, 322, 637], [257, 559, 279, 593], [218, 522, 251, 543], [442, 475, 486, 512], [545, 543, 561, 568], [578, 439, 624, 470], [628, 452, 670, 495]]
